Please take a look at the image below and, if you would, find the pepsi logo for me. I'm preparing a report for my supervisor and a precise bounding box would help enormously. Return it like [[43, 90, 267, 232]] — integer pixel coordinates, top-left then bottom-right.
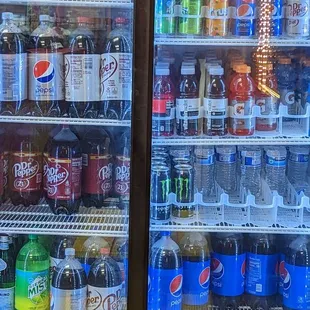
[[199, 266, 210, 289], [279, 261, 286, 280], [211, 258, 224, 279], [283, 268, 291, 290], [33, 60, 55, 83], [241, 259, 246, 278], [170, 275, 183, 297]]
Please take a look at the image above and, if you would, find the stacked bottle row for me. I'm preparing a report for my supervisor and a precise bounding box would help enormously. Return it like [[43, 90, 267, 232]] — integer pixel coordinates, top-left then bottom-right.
[[149, 231, 309, 310], [0, 124, 131, 214], [0, 234, 128, 310], [153, 48, 310, 137], [150, 144, 310, 225], [0, 12, 132, 119], [155, 0, 309, 38]]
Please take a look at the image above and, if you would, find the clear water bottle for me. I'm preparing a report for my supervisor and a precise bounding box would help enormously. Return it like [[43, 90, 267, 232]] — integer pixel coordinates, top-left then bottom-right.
[[287, 146, 309, 184], [215, 146, 237, 194], [194, 146, 215, 199], [237, 146, 247, 174], [240, 147, 262, 197], [265, 147, 287, 196]]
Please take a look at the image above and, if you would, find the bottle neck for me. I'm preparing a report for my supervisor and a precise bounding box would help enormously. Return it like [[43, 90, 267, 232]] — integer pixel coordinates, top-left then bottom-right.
[[2, 18, 12, 26], [0, 243, 9, 250], [40, 20, 50, 28]]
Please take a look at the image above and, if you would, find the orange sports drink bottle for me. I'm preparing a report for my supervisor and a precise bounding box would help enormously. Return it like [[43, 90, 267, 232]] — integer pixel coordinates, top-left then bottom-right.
[[205, 0, 229, 36], [229, 65, 256, 136]]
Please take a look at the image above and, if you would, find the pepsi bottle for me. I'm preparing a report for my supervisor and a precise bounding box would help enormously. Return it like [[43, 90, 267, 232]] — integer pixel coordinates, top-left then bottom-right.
[[148, 231, 183, 310], [283, 236, 310, 310], [211, 233, 246, 310], [245, 234, 278, 310]]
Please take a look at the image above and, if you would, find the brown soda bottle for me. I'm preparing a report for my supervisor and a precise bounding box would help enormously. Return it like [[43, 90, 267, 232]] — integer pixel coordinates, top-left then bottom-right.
[[46, 125, 82, 215], [9, 124, 42, 206]]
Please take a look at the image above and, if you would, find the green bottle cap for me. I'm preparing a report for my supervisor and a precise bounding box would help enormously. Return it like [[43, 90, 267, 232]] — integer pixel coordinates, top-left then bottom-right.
[[28, 234, 38, 240]]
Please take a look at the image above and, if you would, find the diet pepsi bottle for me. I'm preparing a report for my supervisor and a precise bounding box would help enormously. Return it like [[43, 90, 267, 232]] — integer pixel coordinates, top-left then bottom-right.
[[211, 233, 246, 310], [51, 248, 87, 310], [148, 231, 183, 310], [28, 14, 64, 117], [0, 12, 27, 116]]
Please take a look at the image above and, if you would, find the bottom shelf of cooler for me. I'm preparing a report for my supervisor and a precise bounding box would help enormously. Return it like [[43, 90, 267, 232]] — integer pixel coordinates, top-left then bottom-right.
[[0, 204, 129, 237]]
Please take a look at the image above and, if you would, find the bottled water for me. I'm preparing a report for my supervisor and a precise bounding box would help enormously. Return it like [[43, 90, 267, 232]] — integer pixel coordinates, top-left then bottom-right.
[[215, 146, 237, 194], [194, 146, 215, 199], [287, 146, 310, 184], [240, 147, 262, 197], [265, 147, 287, 196], [237, 146, 247, 174]]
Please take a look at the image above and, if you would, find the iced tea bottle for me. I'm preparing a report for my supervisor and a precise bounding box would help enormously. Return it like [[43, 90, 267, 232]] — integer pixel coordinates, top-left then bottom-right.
[[229, 65, 256, 136]]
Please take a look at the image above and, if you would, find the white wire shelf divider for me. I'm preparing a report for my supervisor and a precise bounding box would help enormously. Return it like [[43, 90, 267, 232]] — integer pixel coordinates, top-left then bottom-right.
[[0, 204, 129, 237]]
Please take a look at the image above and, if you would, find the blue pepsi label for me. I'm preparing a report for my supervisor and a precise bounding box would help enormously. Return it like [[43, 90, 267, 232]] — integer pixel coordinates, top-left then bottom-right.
[[216, 153, 236, 163], [278, 253, 285, 295], [266, 155, 286, 167], [196, 156, 214, 165], [245, 253, 278, 296], [283, 263, 310, 309], [183, 260, 210, 306], [148, 267, 183, 310], [211, 253, 246, 297]]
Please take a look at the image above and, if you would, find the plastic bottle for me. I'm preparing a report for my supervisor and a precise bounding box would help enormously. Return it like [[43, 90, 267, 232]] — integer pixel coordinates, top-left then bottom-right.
[[13, 14, 30, 44], [65, 17, 100, 118], [152, 65, 176, 137], [180, 232, 210, 310], [215, 146, 237, 194], [203, 66, 228, 136], [148, 231, 183, 310], [46, 125, 82, 215], [265, 146, 287, 196], [287, 146, 309, 184], [114, 129, 131, 209], [0, 129, 5, 204], [299, 59, 310, 107], [15, 235, 50, 310], [27, 14, 64, 117], [0, 12, 27, 116], [87, 247, 123, 309], [100, 17, 133, 120], [229, 65, 256, 136], [283, 235, 310, 310], [0, 236, 15, 310], [211, 233, 246, 310], [51, 248, 87, 310], [9, 124, 42, 206], [194, 146, 215, 199], [176, 64, 201, 136], [79, 236, 110, 276], [240, 147, 262, 197]]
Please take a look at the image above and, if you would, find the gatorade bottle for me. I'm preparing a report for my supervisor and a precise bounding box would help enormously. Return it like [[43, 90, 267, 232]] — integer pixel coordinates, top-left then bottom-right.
[[0, 236, 15, 310], [148, 231, 183, 310], [15, 235, 50, 310], [229, 65, 256, 136], [87, 248, 123, 309], [46, 125, 82, 215], [9, 124, 43, 207], [0, 12, 27, 116], [27, 14, 64, 117], [203, 66, 228, 136], [82, 127, 113, 208], [180, 232, 210, 310], [51, 248, 87, 310]]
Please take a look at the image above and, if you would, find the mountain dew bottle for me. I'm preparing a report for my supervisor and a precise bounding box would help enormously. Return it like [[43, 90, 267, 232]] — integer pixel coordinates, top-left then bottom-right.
[[15, 235, 50, 310]]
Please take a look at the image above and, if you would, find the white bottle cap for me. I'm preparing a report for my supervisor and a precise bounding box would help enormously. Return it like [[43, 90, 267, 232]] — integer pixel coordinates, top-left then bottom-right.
[[2, 12, 13, 20], [65, 248, 75, 256], [156, 61, 169, 69], [181, 65, 195, 75], [155, 66, 170, 76], [209, 67, 224, 75], [39, 15, 50, 22]]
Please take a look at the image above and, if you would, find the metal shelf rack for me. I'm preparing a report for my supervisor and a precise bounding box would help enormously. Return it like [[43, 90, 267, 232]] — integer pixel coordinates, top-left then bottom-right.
[[0, 205, 129, 237]]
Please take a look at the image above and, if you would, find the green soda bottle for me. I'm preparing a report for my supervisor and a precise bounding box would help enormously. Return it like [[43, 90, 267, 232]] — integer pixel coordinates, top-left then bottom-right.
[[179, 0, 203, 35], [15, 234, 50, 310], [0, 236, 15, 310]]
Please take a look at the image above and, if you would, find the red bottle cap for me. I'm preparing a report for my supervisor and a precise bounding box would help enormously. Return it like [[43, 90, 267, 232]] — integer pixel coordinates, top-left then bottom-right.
[[100, 247, 110, 255]]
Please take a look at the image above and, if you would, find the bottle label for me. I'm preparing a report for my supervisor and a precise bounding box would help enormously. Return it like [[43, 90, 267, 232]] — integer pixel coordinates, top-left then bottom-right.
[[231, 98, 254, 116], [65, 54, 100, 102], [28, 53, 64, 101], [43, 152, 49, 192], [51, 286, 87, 310], [47, 157, 82, 200], [278, 253, 285, 295], [9, 153, 42, 193], [283, 263, 310, 309], [211, 252, 246, 297], [255, 96, 278, 115], [266, 155, 287, 167], [0, 53, 27, 102], [196, 156, 214, 166], [176, 98, 200, 113], [148, 267, 183, 309], [0, 258, 7, 271], [114, 156, 130, 196], [215, 153, 236, 163], [241, 152, 262, 166], [87, 284, 122, 309], [100, 53, 133, 101], [203, 98, 228, 116], [280, 89, 295, 105], [245, 253, 278, 296], [0, 153, 3, 196], [289, 153, 309, 163], [82, 154, 113, 195], [183, 260, 210, 306], [15, 269, 49, 310], [153, 98, 175, 117], [0, 287, 14, 310]]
